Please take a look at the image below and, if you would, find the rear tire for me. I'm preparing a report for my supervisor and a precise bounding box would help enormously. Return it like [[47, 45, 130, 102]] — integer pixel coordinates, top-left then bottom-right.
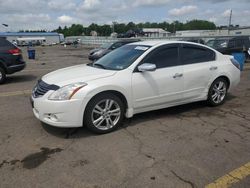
[[83, 93, 125, 134], [207, 78, 228, 106], [0, 67, 6, 84]]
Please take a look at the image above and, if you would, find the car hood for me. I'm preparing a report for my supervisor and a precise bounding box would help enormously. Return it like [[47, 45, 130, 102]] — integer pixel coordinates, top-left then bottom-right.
[[42, 64, 116, 87]]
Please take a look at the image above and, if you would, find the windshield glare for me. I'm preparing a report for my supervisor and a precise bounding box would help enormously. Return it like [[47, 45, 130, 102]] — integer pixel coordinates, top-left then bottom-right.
[[93, 45, 150, 70]]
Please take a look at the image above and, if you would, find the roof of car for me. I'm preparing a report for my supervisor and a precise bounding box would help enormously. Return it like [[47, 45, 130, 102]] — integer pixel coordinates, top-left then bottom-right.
[[208, 36, 250, 41], [116, 39, 141, 43], [128, 40, 205, 47]]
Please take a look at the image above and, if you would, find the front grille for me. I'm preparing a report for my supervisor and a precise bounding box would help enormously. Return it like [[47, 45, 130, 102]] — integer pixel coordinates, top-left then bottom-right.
[[32, 79, 59, 98]]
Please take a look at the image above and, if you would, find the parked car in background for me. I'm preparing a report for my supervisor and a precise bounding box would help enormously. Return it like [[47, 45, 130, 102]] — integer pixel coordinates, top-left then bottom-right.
[[206, 36, 250, 58], [31, 41, 240, 134], [182, 38, 205, 44], [0, 37, 26, 84], [88, 39, 140, 61], [117, 29, 145, 38]]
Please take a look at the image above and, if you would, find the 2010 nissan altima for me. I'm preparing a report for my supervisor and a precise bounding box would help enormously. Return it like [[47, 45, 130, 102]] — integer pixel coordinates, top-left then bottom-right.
[[31, 41, 241, 134]]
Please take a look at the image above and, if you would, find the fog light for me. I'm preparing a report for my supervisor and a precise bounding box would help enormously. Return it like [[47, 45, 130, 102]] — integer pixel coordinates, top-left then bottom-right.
[[47, 113, 58, 122], [34, 108, 39, 114]]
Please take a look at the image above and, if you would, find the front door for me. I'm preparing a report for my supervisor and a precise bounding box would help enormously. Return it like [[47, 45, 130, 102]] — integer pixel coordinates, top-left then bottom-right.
[[132, 44, 184, 110]]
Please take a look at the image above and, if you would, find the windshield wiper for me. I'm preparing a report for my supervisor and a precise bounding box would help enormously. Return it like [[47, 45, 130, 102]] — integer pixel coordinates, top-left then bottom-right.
[[93, 63, 107, 69]]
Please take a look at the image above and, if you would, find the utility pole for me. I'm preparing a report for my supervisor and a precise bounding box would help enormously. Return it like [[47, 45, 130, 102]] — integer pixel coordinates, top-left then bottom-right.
[[228, 9, 232, 35], [112, 21, 116, 33], [173, 22, 176, 35]]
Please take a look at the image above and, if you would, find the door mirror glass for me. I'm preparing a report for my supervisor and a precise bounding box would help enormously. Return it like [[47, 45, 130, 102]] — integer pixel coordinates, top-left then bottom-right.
[[138, 63, 156, 72]]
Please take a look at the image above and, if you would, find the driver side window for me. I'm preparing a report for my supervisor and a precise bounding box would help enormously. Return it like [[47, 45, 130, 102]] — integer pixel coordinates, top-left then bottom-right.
[[142, 45, 179, 69]]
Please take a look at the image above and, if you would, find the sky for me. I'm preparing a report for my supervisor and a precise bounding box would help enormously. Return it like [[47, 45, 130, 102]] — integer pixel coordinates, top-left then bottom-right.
[[0, 0, 250, 32]]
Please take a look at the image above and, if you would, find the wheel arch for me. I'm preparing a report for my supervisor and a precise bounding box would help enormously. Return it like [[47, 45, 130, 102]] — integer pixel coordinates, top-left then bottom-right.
[[0, 61, 7, 73], [206, 74, 231, 98], [215, 75, 230, 89], [82, 89, 129, 124], [90, 90, 129, 109]]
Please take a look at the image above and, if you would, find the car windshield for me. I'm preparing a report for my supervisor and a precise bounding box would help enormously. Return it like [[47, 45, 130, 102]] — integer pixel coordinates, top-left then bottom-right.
[[90, 45, 151, 70], [206, 39, 228, 48], [100, 42, 113, 49]]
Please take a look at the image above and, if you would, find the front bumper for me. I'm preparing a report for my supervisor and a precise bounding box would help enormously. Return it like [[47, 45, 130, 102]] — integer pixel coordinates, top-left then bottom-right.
[[31, 92, 84, 128]]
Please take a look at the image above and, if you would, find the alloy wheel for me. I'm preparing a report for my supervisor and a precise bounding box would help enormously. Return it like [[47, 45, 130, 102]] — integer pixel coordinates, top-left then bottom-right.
[[91, 99, 121, 130], [211, 81, 227, 104]]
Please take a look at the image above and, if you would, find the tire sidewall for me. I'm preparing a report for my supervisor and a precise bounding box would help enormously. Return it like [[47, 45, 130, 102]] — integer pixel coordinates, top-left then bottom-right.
[[207, 78, 228, 106], [84, 93, 125, 134], [0, 67, 6, 84]]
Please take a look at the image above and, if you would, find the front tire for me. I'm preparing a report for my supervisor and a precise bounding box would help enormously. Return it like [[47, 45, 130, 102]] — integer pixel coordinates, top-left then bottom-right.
[[84, 93, 125, 134], [0, 67, 6, 84], [207, 78, 228, 106]]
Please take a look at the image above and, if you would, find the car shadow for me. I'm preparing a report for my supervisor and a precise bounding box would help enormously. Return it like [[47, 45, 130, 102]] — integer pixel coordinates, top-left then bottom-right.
[[41, 122, 93, 139], [121, 101, 207, 128], [41, 94, 237, 138], [122, 94, 236, 128], [5, 74, 37, 84]]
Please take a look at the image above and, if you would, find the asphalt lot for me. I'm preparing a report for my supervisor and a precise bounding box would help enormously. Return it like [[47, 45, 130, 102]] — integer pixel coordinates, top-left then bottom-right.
[[0, 45, 250, 188]]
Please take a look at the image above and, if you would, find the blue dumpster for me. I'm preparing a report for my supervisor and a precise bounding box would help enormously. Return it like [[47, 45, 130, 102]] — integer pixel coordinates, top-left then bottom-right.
[[28, 49, 35, 59], [232, 52, 245, 71]]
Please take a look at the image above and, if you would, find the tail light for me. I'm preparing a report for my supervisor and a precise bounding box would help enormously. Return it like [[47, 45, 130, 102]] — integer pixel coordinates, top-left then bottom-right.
[[8, 48, 21, 55], [230, 58, 240, 70]]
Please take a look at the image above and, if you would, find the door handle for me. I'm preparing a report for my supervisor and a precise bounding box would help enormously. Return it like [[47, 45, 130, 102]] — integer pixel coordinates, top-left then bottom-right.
[[210, 66, 218, 70], [173, 73, 183, 78]]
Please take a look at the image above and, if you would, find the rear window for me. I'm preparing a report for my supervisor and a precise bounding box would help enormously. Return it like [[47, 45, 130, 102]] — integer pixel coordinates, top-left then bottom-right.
[[181, 44, 215, 65], [0, 38, 13, 47]]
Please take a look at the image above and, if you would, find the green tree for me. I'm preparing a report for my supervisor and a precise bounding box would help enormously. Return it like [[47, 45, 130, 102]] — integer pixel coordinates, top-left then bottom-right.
[[52, 19, 217, 37]]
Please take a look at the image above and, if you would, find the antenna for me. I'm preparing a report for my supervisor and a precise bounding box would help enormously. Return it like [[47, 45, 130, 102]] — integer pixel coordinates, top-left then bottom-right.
[[228, 9, 232, 35]]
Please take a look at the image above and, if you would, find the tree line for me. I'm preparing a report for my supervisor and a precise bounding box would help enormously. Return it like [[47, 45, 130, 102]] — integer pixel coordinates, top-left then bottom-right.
[[18, 20, 216, 37], [52, 20, 216, 37]]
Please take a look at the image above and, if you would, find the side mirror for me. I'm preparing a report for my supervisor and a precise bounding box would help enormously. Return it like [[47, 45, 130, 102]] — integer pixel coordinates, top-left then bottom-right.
[[138, 63, 156, 72]]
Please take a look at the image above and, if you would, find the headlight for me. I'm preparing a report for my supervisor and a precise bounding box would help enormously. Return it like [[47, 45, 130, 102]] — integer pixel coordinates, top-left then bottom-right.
[[48, 82, 87, 101]]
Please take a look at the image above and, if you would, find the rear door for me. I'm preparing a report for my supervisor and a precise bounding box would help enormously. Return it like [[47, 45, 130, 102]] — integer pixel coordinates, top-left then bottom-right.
[[180, 44, 217, 100]]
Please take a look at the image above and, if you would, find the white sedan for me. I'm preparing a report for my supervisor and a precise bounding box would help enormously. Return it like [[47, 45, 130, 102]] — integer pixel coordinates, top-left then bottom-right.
[[31, 41, 241, 133]]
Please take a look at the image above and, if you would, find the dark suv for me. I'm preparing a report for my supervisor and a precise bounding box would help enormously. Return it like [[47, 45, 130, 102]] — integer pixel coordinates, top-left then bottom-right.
[[206, 36, 250, 58], [88, 39, 140, 61], [0, 37, 26, 83]]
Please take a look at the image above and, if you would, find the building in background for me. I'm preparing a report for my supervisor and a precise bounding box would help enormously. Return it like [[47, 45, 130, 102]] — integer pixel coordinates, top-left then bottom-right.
[[142, 28, 170, 37], [0, 32, 64, 46], [176, 27, 250, 37], [216, 26, 250, 36]]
